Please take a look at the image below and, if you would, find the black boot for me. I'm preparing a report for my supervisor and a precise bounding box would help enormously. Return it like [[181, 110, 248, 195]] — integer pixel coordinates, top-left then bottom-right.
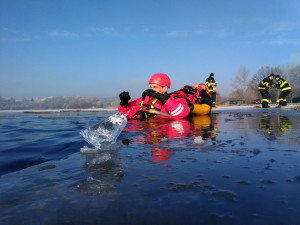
[[262, 102, 268, 108]]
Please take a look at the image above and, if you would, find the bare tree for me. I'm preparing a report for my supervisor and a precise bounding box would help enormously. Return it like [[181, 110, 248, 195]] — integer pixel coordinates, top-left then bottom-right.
[[287, 64, 300, 102], [229, 66, 252, 103], [249, 65, 284, 89]]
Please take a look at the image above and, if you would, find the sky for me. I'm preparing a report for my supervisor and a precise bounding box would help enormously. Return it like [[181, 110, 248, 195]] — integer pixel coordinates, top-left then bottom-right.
[[1, 0, 300, 99]]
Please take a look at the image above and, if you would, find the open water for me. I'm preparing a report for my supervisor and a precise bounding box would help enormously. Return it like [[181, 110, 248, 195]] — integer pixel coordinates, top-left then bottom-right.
[[0, 107, 299, 225]]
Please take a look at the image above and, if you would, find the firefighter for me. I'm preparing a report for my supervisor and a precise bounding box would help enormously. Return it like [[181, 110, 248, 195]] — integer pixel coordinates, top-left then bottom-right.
[[258, 74, 274, 108], [273, 75, 292, 108], [205, 73, 217, 107], [118, 73, 190, 119]]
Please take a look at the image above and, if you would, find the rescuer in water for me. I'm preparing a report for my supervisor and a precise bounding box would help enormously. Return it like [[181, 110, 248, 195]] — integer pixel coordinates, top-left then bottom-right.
[[273, 75, 292, 108], [258, 73, 274, 108], [118, 73, 212, 119], [118, 73, 191, 119]]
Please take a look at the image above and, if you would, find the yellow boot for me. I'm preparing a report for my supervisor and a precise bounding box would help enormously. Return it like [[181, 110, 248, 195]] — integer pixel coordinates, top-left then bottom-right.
[[192, 104, 211, 115]]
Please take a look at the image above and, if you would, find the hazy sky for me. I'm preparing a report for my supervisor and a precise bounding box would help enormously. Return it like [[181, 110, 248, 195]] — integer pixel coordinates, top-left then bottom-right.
[[1, 0, 299, 99]]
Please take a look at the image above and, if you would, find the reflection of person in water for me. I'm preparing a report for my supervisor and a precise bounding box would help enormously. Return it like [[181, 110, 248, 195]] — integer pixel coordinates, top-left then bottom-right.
[[259, 114, 293, 136], [123, 114, 218, 161], [209, 113, 218, 141], [191, 114, 218, 140], [260, 114, 272, 136], [124, 118, 192, 145], [278, 115, 293, 134], [151, 147, 173, 162]]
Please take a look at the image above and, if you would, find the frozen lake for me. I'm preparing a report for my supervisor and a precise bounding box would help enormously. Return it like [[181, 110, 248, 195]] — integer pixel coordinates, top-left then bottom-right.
[[0, 107, 299, 224]]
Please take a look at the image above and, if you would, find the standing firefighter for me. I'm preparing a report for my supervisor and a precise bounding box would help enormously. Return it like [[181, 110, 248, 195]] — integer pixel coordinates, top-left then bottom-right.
[[273, 75, 292, 108], [258, 74, 274, 108], [205, 73, 217, 107]]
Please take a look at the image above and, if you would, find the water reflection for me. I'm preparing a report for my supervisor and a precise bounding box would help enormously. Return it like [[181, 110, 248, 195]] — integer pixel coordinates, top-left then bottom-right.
[[192, 113, 218, 140], [151, 147, 173, 161], [259, 113, 293, 136], [77, 114, 219, 194], [278, 115, 293, 133], [125, 115, 218, 143], [123, 115, 218, 162], [78, 144, 124, 196]]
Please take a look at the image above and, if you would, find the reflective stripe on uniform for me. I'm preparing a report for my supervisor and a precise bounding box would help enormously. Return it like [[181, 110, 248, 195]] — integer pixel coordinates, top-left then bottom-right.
[[151, 98, 158, 108], [282, 87, 292, 91], [206, 82, 216, 87], [262, 99, 269, 102], [280, 81, 287, 88], [261, 81, 271, 88], [280, 98, 287, 102], [170, 103, 183, 116]]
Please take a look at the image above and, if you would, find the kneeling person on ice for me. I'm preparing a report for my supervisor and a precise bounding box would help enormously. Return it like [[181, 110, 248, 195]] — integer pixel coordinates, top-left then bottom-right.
[[118, 73, 190, 119], [273, 75, 292, 108], [258, 73, 274, 108]]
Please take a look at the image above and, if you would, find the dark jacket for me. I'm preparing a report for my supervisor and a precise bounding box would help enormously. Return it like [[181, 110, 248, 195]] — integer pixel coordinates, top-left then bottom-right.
[[258, 77, 273, 90], [205, 77, 217, 92], [274, 78, 292, 91]]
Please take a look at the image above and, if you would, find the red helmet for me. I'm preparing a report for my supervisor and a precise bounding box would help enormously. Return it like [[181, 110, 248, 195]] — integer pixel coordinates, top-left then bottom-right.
[[149, 73, 171, 88]]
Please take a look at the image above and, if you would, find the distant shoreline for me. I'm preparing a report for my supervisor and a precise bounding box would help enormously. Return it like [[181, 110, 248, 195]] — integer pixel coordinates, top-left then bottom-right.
[[0, 108, 118, 113]]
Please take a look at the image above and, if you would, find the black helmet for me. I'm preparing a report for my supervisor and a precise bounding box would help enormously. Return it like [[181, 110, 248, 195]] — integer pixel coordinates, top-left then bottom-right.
[[209, 73, 214, 77], [269, 73, 274, 77], [275, 75, 280, 79]]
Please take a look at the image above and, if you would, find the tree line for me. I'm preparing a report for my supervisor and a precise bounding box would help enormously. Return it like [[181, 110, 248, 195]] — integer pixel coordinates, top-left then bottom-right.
[[0, 96, 119, 110], [230, 64, 300, 104]]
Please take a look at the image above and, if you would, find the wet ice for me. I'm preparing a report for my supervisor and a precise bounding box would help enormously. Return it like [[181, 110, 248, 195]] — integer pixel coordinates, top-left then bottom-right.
[[0, 107, 300, 225]]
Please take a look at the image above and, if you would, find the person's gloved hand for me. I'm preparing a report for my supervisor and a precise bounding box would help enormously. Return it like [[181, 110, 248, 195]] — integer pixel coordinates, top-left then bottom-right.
[[119, 91, 131, 107], [142, 89, 170, 105]]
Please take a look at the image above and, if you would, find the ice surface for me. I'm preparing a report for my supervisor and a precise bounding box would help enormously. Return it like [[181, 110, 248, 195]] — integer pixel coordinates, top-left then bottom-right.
[[1, 108, 300, 225]]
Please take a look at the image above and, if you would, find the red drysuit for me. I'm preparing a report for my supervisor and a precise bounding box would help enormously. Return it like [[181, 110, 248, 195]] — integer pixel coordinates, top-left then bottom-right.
[[118, 94, 190, 119]]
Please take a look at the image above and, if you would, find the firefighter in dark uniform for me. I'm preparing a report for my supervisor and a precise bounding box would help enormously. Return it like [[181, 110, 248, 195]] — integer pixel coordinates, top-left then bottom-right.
[[258, 74, 274, 108], [273, 75, 292, 108], [205, 73, 217, 107]]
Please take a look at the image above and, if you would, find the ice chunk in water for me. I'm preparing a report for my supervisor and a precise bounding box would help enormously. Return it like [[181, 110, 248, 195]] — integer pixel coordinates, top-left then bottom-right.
[[80, 113, 127, 149], [194, 136, 204, 144]]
